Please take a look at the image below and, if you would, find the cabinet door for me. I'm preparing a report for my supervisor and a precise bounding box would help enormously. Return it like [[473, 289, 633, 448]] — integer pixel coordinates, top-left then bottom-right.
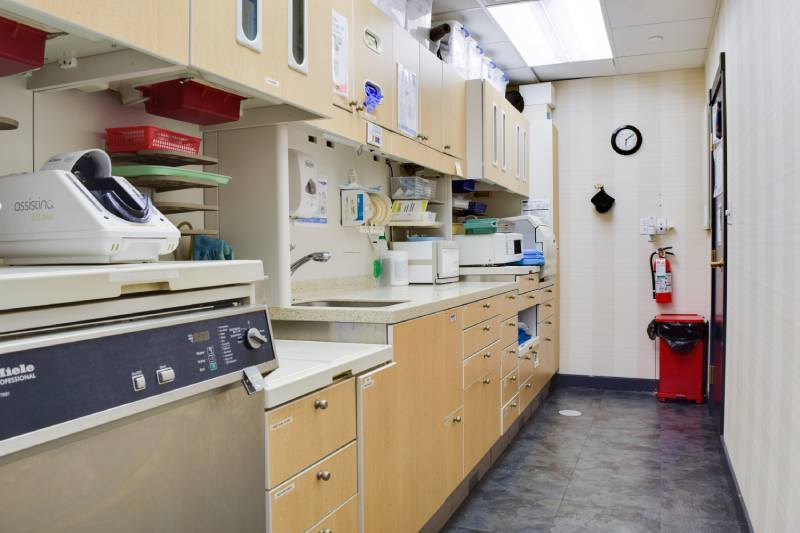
[[393, 24, 420, 138], [419, 46, 444, 150], [191, 0, 281, 98], [331, 0, 355, 111], [442, 61, 466, 160], [464, 366, 501, 472], [275, 0, 333, 116], [14, 0, 189, 64], [482, 83, 503, 186], [353, 0, 395, 130], [359, 309, 465, 533]]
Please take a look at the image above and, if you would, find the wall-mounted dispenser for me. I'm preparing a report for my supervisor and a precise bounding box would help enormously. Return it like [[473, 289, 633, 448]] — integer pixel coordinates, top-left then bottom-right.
[[236, 0, 263, 52], [289, 149, 322, 220]]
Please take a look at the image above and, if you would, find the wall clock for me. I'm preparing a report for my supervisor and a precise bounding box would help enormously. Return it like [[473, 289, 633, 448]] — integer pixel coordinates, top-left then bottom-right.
[[611, 125, 642, 155]]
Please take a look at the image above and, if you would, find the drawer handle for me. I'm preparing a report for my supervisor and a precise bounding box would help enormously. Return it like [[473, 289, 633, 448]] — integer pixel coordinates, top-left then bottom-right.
[[509, 349, 517, 354], [444, 144, 452, 150], [483, 378, 492, 385], [511, 401, 518, 408], [545, 304, 553, 308], [510, 375, 517, 382], [483, 326, 492, 332], [483, 352, 492, 358], [482, 303, 492, 309], [508, 322, 517, 327], [545, 338, 553, 342], [320, 529, 333, 533], [545, 321, 553, 325], [314, 399, 329, 410], [507, 294, 516, 300], [527, 276, 536, 281], [527, 294, 536, 299], [453, 415, 462, 423], [316, 471, 332, 481], [546, 289, 553, 293], [525, 383, 533, 389], [519, 354, 531, 360]]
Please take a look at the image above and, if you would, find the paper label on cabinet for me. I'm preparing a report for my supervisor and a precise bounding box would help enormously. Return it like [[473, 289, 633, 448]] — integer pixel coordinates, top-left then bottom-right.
[[332, 10, 349, 96], [273, 483, 295, 500], [533, 352, 540, 369], [362, 377, 375, 390], [269, 416, 293, 431]]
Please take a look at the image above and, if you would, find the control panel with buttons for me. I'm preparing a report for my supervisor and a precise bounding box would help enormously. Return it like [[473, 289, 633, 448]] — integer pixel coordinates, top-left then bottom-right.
[[156, 367, 175, 385]]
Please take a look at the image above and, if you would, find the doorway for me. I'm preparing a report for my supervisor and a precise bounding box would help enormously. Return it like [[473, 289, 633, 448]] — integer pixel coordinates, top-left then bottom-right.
[[708, 53, 727, 434]]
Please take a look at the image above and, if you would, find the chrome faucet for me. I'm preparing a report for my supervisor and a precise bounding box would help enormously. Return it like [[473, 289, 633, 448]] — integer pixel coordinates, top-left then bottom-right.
[[291, 251, 332, 275]]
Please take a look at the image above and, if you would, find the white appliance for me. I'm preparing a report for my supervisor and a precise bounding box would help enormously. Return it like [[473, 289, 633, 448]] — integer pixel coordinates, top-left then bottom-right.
[[380, 250, 409, 286], [390, 240, 460, 284], [0, 149, 179, 265], [0, 261, 277, 532], [454, 232, 523, 266], [501, 215, 557, 278]]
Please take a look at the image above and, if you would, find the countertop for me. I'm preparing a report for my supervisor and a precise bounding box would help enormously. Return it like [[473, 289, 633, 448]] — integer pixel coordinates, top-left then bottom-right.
[[263, 339, 393, 408], [268, 280, 520, 324]]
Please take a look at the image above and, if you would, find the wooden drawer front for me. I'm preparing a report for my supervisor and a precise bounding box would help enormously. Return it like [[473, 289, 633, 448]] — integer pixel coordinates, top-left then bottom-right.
[[517, 274, 540, 294], [501, 368, 519, 406], [307, 495, 358, 533], [518, 348, 535, 385], [540, 320, 556, 346], [500, 316, 518, 347], [463, 317, 501, 358], [463, 295, 502, 329], [541, 284, 556, 301], [464, 367, 501, 472], [518, 290, 543, 311], [266, 378, 356, 488], [499, 291, 519, 319], [520, 376, 539, 410], [464, 340, 501, 389], [500, 343, 519, 378], [539, 300, 555, 322], [502, 394, 520, 434], [268, 442, 357, 533]]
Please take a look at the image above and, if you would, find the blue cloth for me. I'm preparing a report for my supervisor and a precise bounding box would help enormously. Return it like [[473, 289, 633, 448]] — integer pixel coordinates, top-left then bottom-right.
[[192, 235, 235, 261], [363, 82, 384, 113]]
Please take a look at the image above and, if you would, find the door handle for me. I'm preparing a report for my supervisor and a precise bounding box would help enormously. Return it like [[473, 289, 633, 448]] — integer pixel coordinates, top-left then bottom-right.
[[710, 251, 724, 268]]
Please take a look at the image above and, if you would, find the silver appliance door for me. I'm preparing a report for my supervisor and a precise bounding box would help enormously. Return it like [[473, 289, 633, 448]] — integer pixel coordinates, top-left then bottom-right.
[[0, 383, 265, 533]]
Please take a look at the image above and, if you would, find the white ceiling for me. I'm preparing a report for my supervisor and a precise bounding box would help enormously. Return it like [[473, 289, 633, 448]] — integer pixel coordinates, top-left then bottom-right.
[[431, 0, 719, 83]]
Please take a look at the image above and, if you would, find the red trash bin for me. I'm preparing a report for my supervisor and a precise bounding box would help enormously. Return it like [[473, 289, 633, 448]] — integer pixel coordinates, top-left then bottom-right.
[[655, 314, 705, 403]]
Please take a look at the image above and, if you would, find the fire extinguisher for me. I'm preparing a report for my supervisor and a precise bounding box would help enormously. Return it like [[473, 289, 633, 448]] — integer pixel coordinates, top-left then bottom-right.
[[650, 247, 674, 304]]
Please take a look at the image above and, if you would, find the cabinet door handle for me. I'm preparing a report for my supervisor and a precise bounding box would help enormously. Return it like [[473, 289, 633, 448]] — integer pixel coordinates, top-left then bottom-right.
[[453, 416, 462, 423], [319, 529, 332, 533], [444, 144, 452, 150], [314, 399, 329, 410], [509, 349, 517, 354], [520, 354, 531, 360], [527, 276, 536, 281], [510, 375, 517, 382], [545, 321, 553, 325], [525, 383, 533, 389], [483, 378, 492, 384], [316, 471, 332, 481], [483, 352, 492, 358], [483, 326, 492, 331], [511, 402, 518, 408], [508, 322, 517, 327], [545, 338, 552, 342], [482, 303, 492, 309]]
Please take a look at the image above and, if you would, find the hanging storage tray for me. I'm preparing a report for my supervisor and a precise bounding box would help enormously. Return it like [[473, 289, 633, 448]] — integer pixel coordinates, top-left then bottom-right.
[[113, 165, 231, 192]]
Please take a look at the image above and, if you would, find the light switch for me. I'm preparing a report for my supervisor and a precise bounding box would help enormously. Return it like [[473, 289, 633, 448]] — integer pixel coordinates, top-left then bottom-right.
[[132, 374, 146, 392], [157, 367, 175, 385]]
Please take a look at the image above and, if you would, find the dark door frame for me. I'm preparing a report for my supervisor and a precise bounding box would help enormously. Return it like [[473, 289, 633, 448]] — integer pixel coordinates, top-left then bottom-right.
[[708, 52, 728, 434]]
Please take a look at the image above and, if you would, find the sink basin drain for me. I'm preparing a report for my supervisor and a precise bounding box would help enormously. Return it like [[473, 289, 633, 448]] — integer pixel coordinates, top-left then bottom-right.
[[559, 409, 582, 417]]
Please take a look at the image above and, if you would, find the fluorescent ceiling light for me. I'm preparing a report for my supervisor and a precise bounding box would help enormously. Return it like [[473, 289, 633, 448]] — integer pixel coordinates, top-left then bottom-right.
[[488, 0, 612, 67]]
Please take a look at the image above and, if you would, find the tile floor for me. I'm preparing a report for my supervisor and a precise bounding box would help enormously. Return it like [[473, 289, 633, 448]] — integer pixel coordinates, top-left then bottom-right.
[[443, 387, 746, 533]]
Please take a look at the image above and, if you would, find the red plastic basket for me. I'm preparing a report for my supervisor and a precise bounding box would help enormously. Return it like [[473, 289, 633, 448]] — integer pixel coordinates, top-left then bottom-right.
[[137, 79, 245, 126], [0, 16, 47, 77], [105, 126, 202, 154]]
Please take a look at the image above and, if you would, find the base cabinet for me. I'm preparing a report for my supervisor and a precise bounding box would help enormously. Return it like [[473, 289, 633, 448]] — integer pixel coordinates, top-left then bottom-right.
[[464, 366, 501, 472]]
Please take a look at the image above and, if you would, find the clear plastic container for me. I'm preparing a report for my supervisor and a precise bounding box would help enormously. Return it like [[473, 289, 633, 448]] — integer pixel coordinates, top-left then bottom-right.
[[466, 37, 484, 80], [437, 20, 469, 79], [391, 176, 437, 200], [481, 57, 496, 81], [406, 0, 433, 47]]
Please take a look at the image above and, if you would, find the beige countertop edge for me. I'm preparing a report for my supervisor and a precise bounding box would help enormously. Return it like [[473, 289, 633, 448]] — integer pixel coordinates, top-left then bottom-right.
[[269, 281, 520, 324]]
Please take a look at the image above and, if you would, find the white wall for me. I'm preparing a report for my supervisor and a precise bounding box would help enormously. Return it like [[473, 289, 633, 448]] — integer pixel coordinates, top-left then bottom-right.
[[287, 124, 391, 287], [706, 1, 800, 531], [553, 68, 709, 379]]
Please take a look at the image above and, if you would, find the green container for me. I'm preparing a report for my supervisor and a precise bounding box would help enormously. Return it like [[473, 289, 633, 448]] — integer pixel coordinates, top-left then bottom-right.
[[464, 218, 498, 234], [113, 165, 231, 186]]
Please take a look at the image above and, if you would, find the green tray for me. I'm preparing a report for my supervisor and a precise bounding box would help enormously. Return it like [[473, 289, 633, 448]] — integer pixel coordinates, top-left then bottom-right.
[[113, 165, 230, 192], [464, 218, 498, 235]]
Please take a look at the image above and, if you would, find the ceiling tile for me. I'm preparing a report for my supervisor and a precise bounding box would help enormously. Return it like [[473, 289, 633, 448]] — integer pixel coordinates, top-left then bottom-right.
[[432, 0, 481, 15], [604, 0, 718, 28], [615, 49, 706, 75], [504, 67, 538, 84], [612, 18, 713, 56], [481, 41, 527, 70], [432, 7, 508, 44], [534, 59, 617, 81]]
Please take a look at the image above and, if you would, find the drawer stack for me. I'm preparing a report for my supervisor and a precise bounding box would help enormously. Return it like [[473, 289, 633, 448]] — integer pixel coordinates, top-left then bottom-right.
[[462, 293, 506, 472], [265, 378, 357, 533]]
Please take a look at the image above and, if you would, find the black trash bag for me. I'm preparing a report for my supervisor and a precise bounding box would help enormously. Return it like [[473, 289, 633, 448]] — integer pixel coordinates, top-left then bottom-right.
[[591, 186, 615, 213], [647, 319, 705, 353]]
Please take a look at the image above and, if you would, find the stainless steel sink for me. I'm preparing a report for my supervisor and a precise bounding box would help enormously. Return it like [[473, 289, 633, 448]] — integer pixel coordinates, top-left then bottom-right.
[[293, 300, 408, 308]]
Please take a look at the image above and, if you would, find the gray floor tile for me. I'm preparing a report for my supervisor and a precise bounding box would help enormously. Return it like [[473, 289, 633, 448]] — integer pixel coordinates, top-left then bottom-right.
[[441, 387, 746, 533]]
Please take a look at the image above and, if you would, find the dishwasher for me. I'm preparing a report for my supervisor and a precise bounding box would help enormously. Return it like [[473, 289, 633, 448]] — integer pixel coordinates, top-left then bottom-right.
[[0, 261, 277, 533]]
